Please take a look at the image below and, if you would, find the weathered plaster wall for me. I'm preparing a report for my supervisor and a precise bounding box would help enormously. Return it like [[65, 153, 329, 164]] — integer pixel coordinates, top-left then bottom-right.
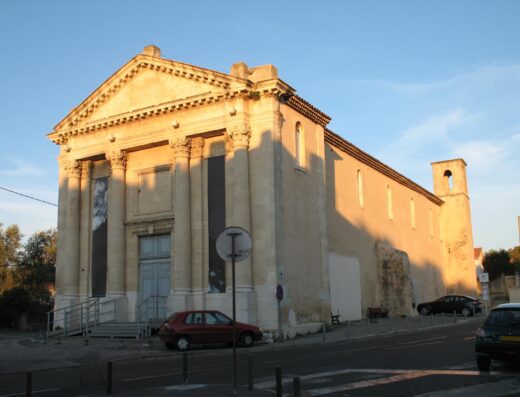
[[277, 105, 329, 326], [326, 143, 446, 316]]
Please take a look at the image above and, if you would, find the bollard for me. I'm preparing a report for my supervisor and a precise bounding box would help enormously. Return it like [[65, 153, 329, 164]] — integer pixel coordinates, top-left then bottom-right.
[[441, 312, 444, 324], [472, 306, 475, 317], [346, 320, 351, 338], [293, 377, 301, 397], [420, 315, 423, 328], [275, 367, 282, 397], [367, 317, 371, 332], [389, 316, 392, 331], [182, 352, 188, 384], [248, 355, 253, 390], [453, 310, 457, 324], [107, 362, 112, 395], [430, 313, 433, 326], [322, 323, 326, 341], [26, 372, 32, 397], [405, 316, 409, 329]]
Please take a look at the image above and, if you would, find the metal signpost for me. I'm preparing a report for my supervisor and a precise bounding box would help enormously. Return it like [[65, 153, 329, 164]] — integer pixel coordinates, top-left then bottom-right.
[[216, 226, 252, 397], [479, 272, 489, 315]]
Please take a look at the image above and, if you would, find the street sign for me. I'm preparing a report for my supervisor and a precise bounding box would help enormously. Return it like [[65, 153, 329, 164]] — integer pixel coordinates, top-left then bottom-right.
[[216, 226, 252, 262], [275, 285, 284, 301], [479, 272, 489, 283], [481, 284, 489, 301]]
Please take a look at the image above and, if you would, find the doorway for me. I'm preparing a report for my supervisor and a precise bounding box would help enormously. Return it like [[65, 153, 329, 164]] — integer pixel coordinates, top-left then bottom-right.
[[139, 234, 171, 321]]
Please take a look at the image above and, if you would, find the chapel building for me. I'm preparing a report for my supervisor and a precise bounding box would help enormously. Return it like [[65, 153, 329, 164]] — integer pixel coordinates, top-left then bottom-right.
[[48, 45, 477, 333]]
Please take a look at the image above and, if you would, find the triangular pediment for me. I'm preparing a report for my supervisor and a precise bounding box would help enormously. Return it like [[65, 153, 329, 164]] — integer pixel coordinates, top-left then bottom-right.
[[54, 54, 249, 132]]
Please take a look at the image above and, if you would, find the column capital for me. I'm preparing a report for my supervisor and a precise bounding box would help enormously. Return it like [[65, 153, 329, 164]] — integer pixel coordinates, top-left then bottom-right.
[[66, 160, 82, 178], [190, 137, 205, 158], [229, 123, 251, 149], [106, 150, 127, 170], [81, 160, 92, 179], [170, 137, 191, 159]]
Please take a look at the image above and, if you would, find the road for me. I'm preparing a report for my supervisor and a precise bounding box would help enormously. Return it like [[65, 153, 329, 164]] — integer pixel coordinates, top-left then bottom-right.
[[1, 320, 520, 396]]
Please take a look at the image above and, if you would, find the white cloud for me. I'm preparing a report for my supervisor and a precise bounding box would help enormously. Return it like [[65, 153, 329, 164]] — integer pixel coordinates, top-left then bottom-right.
[[451, 141, 508, 170]]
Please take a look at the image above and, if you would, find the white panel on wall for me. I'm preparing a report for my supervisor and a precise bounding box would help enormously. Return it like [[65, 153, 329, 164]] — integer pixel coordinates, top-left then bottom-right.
[[328, 253, 362, 321]]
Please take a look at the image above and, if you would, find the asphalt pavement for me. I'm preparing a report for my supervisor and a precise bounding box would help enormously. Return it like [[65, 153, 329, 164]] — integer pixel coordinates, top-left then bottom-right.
[[0, 314, 485, 396]]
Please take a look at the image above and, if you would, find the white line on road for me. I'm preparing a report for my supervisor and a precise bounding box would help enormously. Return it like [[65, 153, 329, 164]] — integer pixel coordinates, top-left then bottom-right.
[[0, 387, 60, 397], [306, 371, 429, 396], [255, 367, 507, 390], [413, 378, 520, 397]]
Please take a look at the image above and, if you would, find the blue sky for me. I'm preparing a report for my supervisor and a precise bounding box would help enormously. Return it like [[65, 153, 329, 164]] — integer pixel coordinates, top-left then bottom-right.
[[0, 1, 518, 250]]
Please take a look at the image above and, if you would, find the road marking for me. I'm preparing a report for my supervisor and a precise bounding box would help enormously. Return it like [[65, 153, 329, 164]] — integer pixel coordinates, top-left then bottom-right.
[[165, 384, 206, 391], [414, 378, 520, 397], [462, 336, 475, 341], [384, 341, 445, 350], [306, 371, 428, 396], [122, 365, 225, 382], [0, 388, 60, 397], [255, 368, 506, 390]]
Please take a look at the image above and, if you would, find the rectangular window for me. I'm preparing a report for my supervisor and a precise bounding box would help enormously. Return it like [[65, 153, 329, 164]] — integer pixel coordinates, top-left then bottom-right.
[[207, 156, 226, 293]]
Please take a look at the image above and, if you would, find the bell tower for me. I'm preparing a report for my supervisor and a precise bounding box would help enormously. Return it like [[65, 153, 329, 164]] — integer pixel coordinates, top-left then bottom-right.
[[431, 158, 477, 295]]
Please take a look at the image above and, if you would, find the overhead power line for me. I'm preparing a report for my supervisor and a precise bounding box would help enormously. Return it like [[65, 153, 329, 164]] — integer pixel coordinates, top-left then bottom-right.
[[0, 186, 57, 207]]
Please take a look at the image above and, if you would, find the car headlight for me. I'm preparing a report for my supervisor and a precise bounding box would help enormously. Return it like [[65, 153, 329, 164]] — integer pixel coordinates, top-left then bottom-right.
[[476, 328, 487, 337]]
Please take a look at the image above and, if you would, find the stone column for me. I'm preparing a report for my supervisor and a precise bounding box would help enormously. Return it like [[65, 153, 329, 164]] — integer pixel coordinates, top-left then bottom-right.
[[54, 156, 69, 313], [79, 161, 92, 300], [229, 124, 256, 323], [169, 137, 192, 313], [105, 151, 127, 319], [190, 137, 205, 309], [229, 124, 253, 288], [63, 160, 81, 304]]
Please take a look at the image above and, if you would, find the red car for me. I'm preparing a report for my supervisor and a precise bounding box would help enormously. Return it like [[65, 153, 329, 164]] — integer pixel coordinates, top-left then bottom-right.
[[158, 310, 263, 351]]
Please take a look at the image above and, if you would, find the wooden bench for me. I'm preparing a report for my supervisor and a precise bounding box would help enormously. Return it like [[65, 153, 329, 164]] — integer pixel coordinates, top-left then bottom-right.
[[368, 307, 388, 319], [331, 312, 341, 324]]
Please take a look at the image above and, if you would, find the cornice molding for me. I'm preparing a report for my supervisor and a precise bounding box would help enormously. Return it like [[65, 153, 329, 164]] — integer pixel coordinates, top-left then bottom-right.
[[324, 129, 443, 206], [53, 55, 251, 134], [285, 95, 331, 127]]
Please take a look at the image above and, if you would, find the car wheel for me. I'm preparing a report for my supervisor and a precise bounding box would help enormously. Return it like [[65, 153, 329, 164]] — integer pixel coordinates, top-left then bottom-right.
[[240, 332, 254, 347], [420, 306, 430, 316], [476, 355, 491, 371], [461, 307, 472, 317], [176, 336, 190, 351], [165, 342, 175, 350]]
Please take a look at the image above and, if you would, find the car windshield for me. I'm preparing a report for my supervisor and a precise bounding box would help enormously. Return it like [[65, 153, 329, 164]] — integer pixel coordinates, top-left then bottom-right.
[[484, 309, 520, 327]]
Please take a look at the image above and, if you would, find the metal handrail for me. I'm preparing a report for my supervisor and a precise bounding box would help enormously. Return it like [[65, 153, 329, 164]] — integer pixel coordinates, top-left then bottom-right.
[[46, 297, 117, 338], [136, 295, 167, 338]]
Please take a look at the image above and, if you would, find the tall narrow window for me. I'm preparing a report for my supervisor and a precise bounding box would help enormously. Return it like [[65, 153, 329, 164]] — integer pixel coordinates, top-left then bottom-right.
[[295, 122, 304, 168], [386, 185, 393, 220], [357, 169, 365, 208], [410, 197, 416, 229], [429, 208, 434, 237], [444, 170, 453, 190]]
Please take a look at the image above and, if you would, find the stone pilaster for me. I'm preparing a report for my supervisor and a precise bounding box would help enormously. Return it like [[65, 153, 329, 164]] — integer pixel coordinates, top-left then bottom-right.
[[63, 160, 81, 303], [190, 137, 205, 309], [79, 161, 92, 299], [105, 151, 127, 304], [169, 137, 192, 313], [229, 123, 256, 323]]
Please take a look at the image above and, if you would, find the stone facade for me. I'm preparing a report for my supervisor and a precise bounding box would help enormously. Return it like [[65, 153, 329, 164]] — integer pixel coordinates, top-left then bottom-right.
[[48, 45, 477, 333]]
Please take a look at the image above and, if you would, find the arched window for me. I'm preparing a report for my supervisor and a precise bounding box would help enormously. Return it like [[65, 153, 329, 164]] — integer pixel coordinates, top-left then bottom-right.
[[410, 197, 416, 229], [444, 170, 453, 190], [386, 185, 393, 220], [357, 169, 365, 208], [295, 122, 305, 168]]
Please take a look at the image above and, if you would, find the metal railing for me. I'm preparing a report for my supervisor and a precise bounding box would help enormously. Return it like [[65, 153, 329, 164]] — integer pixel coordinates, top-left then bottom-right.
[[46, 297, 117, 338], [136, 295, 167, 338]]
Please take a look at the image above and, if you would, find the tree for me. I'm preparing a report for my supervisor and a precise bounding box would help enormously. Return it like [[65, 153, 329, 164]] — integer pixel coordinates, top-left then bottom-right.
[[15, 228, 57, 307], [509, 245, 520, 273], [0, 224, 22, 293], [483, 249, 513, 280]]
